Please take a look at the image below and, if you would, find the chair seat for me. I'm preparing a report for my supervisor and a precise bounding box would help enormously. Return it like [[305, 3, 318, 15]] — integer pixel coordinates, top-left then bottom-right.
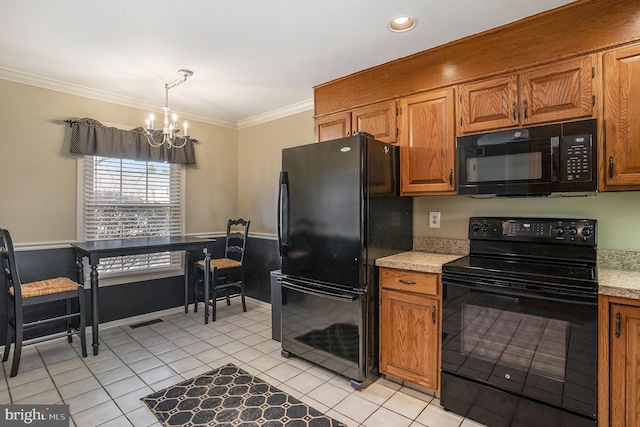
[[9, 277, 80, 298], [196, 258, 242, 270]]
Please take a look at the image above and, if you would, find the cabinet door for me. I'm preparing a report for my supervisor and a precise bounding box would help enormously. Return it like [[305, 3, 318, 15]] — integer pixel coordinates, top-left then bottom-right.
[[380, 288, 440, 391], [459, 74, 518, 133], [520, 55, 594, 125], [603, 44, 640, 189], [610, 303, 640, 427], [399, 88, 456, 195], [314, 111, 351, 142], [351, 101, 397, 143]]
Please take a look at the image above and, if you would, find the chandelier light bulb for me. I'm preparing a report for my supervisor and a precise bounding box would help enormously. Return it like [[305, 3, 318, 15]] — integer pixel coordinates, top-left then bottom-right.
[[144, 69, 193, 149]]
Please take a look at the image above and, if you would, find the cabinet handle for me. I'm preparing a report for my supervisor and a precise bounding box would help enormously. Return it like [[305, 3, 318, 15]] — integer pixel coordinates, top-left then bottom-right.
[[523, 100, 528, 120], [399, 279, 416, 285], [609, 156, 613, 179], [432, 306, 436, 324], [615, 312, 621, 338], [512, 101, 517, 121], [449, 169, 453, 187], [609, 157, 614, 179]]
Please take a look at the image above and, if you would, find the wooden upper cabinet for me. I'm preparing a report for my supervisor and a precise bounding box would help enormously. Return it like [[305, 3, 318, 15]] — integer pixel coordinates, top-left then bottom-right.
[[314, 111, 351, 142], [459, 55, 596, 134], [315, 101, 397, 143], [351, 100, 397, 143], [603, 43, 640, 190], [399, 88, 456, 195], [459, 74, 518, 133], [520, 56, 594, 125]]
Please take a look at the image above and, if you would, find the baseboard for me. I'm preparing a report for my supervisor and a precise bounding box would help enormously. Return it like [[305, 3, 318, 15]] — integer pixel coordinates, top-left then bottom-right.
[[100, 296, 271, 331]]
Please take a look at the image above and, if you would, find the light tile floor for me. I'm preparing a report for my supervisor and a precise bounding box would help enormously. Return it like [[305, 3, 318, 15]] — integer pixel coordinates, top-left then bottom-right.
[[0, 300, 487, 427]]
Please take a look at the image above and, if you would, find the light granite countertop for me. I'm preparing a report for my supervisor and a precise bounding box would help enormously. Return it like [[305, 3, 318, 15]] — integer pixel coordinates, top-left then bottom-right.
[[376, 251, 465, 274], [598, 268, 640, 299], [382, 240, 640, 299], [598, 249, 640, 300]]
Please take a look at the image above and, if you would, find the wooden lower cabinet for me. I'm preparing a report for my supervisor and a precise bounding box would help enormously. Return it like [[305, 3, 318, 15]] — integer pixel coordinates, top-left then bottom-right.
[[379, 268, 440, 391], [599, 295, 640, 426]]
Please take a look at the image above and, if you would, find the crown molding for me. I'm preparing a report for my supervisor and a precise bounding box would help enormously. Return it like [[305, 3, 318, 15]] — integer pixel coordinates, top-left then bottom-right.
[[0, 67, 310, 129], [237, 98, 314, 129]]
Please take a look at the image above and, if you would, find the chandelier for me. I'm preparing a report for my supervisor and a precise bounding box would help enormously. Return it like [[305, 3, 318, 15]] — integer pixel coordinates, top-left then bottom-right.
[[145, 69, 193, 148]]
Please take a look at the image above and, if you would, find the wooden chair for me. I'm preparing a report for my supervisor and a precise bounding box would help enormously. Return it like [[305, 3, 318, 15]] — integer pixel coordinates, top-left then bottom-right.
[[193, 219, 250, 321], [0, 228, 87, 377]]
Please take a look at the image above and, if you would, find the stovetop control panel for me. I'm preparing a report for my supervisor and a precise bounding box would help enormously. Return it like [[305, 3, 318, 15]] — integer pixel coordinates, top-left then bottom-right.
[[469, 217, 597, 245]]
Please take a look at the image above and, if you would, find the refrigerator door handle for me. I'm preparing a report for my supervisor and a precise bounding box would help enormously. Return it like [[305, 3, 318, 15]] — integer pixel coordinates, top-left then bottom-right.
[[282, 280, 358, 302], [278, 171, 290, 256]]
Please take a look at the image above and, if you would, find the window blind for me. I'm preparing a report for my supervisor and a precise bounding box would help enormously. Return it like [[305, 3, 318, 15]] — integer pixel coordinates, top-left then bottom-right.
[[82, 156, 183, 276]]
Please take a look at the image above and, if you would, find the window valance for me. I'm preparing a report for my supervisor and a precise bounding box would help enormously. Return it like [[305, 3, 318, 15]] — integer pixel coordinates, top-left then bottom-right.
[[69, 118, 196, 165]]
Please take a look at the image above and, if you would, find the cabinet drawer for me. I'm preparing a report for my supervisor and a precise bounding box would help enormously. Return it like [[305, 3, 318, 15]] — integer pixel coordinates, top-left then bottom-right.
[[380, 268, 439, 296]]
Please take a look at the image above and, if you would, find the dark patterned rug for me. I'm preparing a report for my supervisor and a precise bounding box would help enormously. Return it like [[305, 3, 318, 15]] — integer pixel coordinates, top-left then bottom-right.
[[141, 363, 347, 427]]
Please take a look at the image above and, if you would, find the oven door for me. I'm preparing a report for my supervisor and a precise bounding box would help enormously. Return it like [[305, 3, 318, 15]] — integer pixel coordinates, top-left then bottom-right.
[[441, 277, 597, 426], [281, 278, 364, 383], [457, 137, 556, 195]]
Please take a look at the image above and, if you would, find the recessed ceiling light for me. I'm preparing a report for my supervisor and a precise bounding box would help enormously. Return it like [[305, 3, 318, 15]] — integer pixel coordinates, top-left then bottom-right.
[[388, 16, 415, 32]]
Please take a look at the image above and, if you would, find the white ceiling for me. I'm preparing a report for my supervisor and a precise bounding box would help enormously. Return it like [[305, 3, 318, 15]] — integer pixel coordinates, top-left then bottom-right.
[[0, 0, 575, 127]]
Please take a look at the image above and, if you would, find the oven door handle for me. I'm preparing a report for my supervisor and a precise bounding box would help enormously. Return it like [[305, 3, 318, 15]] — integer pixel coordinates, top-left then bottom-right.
[[282, 281, 358, 302], [443, 277, 598, 305]]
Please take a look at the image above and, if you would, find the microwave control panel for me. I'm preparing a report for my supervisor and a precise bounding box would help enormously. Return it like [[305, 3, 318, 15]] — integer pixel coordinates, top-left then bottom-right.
[[561, 135, 592, 183]]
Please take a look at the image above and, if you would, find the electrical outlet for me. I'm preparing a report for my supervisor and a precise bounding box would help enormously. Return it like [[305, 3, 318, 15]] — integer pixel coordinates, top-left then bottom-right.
[[430, 212, 441, 228]]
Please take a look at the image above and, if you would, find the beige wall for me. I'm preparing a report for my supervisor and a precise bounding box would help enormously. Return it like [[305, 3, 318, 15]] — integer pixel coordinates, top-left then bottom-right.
[[235, 107, 640, 251], [237, 110, 314, 235], [3, 77, 640, 252], [0, 79, 237, 245], [414, 192, 640, 251]]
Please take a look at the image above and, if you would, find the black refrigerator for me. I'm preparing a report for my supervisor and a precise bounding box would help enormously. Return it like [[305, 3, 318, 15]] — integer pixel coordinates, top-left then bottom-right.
[[277, 133, 413, 389]]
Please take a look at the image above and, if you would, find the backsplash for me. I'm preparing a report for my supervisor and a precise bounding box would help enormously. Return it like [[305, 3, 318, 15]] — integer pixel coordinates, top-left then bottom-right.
[[413, 238, 469, 255]]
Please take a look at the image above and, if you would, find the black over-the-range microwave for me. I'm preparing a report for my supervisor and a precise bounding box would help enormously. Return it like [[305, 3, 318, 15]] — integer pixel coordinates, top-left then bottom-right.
[[456, 119, 597, 196]]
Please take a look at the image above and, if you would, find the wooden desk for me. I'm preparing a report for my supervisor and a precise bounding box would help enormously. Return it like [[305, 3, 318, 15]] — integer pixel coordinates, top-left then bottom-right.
[[73, 236, 214, 355]]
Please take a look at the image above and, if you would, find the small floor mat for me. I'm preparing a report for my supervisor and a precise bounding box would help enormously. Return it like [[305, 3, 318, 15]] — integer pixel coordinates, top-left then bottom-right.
[[140, 363, 347, 427]]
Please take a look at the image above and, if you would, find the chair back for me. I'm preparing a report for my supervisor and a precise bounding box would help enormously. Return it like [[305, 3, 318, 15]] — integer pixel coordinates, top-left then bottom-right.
[[224, 219, 250, 264], [0, 229, 23, 302]]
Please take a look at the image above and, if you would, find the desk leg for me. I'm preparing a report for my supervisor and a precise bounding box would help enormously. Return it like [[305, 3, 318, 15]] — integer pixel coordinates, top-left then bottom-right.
[[184, 251, 190, 314], [90, 263, 99, 355], [203, 253, 211, 324], [75, 256, 84, 285]]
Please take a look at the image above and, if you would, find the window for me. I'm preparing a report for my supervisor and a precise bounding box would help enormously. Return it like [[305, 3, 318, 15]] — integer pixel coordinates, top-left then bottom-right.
[[80, 156, 184, 277]]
